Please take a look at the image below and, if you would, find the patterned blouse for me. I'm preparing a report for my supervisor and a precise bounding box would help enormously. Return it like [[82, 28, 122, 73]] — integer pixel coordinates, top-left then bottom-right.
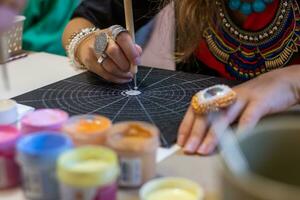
[[196, 0, 300, 80]]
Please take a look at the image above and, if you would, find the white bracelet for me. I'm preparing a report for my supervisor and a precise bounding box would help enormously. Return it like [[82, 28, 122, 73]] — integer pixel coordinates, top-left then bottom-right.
[[67, 27, 98, 70]]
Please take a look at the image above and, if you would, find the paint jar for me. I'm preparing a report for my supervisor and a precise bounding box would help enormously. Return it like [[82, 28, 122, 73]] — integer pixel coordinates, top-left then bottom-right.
[[17, 132, 72, 200], [0, 125, 21, 189], [0, 99, 18, 125], [57, 146, 119, 200], [21, 109, 69, 134], [106, 121, 160, 187], [140, 177, 204, 200], [62, 115, 112, 146]]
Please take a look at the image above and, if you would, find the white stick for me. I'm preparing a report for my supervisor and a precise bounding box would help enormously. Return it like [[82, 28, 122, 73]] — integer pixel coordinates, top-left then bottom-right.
[[124, 0, 138, 89], [210, 114, 250, 176]]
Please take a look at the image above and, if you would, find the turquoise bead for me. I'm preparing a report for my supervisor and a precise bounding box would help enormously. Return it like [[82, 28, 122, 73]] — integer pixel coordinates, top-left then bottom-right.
[[253, 0, 266, 13], [228, 0, 273, 15], [240, 2, 253, 15], [229, 0, 241, 10]]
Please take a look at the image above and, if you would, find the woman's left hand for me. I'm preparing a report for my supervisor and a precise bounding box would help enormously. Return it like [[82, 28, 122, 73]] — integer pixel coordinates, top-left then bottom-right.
[[177, 65, 300, 155]]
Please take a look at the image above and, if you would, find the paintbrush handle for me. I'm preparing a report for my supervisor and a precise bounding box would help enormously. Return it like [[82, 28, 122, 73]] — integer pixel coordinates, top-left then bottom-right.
[[210, 114, 250, 176], [124, 0, 138, 74]]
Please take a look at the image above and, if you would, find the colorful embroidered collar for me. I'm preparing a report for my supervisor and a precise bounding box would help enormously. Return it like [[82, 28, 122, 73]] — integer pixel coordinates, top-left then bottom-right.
[[204, 0, 300, 80]]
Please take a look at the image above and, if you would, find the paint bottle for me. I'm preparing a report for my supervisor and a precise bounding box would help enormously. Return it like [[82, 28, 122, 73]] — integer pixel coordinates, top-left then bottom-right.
[[106, 121, 160, 187], [0, 99, 18, 125], [17, 132, 72, 200], [0, 125, 21, 189], [62, 115, 112, 146], [57, 146, 119, 200], [21, 109, 69, 134], [140, 177, 204, 200]]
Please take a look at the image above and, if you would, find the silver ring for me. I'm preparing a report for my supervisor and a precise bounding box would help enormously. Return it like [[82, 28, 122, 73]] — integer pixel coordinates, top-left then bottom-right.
[[97, 53, 108, 64], [110, 25, 128, 41], [94, 32, 109, 56]]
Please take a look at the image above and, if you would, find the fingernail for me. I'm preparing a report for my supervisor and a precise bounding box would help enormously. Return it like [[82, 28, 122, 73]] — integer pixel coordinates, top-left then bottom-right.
[[197, 144, 209, 155], [177, 135, 185, 146], [184, 138, 198, 153], [134, 57, 141, 65]]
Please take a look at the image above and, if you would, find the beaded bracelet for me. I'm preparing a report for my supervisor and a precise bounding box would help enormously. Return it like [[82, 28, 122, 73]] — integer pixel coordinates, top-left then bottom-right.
[[67, 27, 98, 70]]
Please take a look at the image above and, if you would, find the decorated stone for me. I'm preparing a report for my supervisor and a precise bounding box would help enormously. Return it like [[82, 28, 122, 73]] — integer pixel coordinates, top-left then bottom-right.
[[191, 85, 237, 114]]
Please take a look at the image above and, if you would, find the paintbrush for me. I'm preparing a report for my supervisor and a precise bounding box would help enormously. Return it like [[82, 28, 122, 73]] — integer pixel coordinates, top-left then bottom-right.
[[124, 0, 138, 90], [210, 114, 250, 176]]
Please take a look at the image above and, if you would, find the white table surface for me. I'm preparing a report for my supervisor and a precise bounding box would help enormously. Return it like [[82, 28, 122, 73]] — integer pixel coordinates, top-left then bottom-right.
[[0, 52, 221, 200], [0, 53, 82, 99]]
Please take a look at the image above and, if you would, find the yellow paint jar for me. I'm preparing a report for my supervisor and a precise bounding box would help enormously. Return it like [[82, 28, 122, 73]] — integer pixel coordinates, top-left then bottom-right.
[[62, 115, 112, 146], [106, 121, 160, 187], [57, 146, 119, 200], [140, 177, 204, 200]]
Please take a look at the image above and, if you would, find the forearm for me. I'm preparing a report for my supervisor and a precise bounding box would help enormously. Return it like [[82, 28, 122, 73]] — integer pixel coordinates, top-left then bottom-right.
[[62, 17, 94, 50]]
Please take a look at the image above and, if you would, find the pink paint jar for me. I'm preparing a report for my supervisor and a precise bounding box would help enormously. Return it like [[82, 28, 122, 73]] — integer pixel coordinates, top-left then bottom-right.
[[21, 109, 69, 134], [0, 125, 21, 189]]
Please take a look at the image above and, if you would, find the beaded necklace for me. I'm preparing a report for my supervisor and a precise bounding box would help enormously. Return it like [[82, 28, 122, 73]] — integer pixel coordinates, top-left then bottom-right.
[[204, 0, 300, 80]]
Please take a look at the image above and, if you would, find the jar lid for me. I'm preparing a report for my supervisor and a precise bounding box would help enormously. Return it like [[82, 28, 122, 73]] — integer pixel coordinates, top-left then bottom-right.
[[0, 99, 18, 125], [57, 146, 119, 188], [140, 177, 205, 200], [106, 121, 160, 153], [63, 115, 112, 136], [21, 109, 69, 129], [17, 132, 72, 165], [0, 125, 20, 151]]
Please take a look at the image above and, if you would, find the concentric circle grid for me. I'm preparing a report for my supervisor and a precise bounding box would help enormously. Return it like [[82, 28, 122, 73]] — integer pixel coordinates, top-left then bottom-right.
[[40, 80, 125, 115], [15, 67, 235, 147]]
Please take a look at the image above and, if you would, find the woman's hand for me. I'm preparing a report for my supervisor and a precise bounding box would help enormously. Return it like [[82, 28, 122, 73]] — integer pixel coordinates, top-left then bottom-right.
[[0, 0, 26, 31], [76, 28, 142, 84], [0, 0, 25, 10], [177, 66, 300, 155]]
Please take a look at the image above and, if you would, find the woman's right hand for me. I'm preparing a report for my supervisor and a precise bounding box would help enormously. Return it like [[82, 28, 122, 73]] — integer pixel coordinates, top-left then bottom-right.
[[0, 0, 26, 32], [0, 0, 25, 10], [76, 28, 142, 84]]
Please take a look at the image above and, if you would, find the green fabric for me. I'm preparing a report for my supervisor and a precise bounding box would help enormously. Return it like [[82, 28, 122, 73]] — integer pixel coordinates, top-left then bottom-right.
[[22, 0, 80, 55]]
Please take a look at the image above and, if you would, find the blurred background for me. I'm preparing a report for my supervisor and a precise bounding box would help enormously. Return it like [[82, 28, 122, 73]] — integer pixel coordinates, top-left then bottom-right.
[[22, 0, 80, 56]]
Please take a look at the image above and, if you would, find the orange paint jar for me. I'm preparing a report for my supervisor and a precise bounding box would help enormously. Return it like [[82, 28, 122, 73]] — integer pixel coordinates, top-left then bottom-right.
[[62, 115, 112, 146], [106, 121, 160, 188]]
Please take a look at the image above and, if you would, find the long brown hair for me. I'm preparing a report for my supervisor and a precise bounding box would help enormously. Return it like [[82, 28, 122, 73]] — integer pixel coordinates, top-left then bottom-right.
[[169, 0, 217, 62]]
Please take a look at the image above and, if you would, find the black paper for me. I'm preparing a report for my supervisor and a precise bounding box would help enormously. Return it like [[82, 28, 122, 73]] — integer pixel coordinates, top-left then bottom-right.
[[14, 66, 237, 147]]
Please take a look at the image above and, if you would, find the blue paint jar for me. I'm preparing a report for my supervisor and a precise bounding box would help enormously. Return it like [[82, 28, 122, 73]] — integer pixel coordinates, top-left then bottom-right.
[[17, 132, 72, 200]]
